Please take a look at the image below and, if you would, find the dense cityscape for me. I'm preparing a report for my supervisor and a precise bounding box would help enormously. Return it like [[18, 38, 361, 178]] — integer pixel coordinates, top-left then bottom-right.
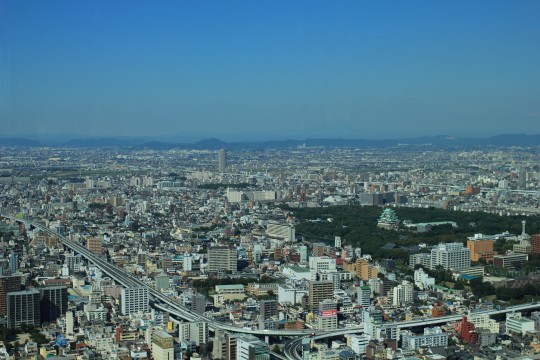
[[0, 143, 539, 359]]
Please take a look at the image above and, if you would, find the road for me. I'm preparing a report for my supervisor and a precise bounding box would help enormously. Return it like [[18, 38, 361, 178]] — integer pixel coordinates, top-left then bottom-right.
[[1, 214, 319, 337]]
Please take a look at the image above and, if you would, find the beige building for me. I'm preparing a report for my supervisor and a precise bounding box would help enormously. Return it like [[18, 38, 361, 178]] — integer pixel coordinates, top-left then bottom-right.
[[152, 330, 174, 360]]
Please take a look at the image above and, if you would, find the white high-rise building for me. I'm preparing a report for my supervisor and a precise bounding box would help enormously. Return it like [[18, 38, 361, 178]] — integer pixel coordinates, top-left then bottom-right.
[[65, 311, 74, 337], [357, 285, 371, 308], [392, 281, 413, 307], [183, 254, 193, 271], [430, 242, 471, 270], [120, 287, 149, 315]]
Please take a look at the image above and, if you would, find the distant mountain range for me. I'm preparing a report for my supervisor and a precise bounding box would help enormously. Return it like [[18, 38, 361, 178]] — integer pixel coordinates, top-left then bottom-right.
[[1, 134, 540, 149]]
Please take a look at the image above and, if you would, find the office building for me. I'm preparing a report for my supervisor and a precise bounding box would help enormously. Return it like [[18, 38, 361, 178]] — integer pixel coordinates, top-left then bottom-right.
[[309, 281, 333, 311], [506, 313, 535, 335], [120, 287, 149, 315], [259, 300, 278, 320], [0, 275, 21, 316], [178, 322, 208, 346], [219, 149, 227, 173], [7, 289, 41, 329], [309, 256, 337, 272], [467, 234, 496, 262], [152, 330, 174, 360], [236, 335, 270, 360], [317, 300, 338, 331], [207, 246, 237, 273], [430, 243, 471, 270], [493, 252, 528, 269], [39, 287, 68, 323]]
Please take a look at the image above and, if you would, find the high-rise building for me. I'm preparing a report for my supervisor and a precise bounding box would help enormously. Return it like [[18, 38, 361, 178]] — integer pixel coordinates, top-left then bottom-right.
[[39, 287, 68, 323], [86, 237, 103, 256], [178, 322, 208, 346], [298, 246, 308, 264], [65, 310, 74, 336], [219, 149, 227, 173], [8, 251, 17, 274], [213, 329, 227, 360], [191, 293, 206, 315], [357, 285, 371, 308], [518, 167, 527, 189], [259, 300, 278, 320], [7, 289, 41, 329], [65, 254, 82, 275], [308, 281, 333, 311], [392, 281, 413, 307], [356, 258, 379, 280], [152, 330, 174, 360], [531, 234, 540, 254], [430, 243, 471, 270], [225, 333, 238, 360], [0, 275, 21, 316], [207, 246, 237, 273], [317, 300, 338, 331], [120, 287, 149, 315], [236, 335, 270, 360]]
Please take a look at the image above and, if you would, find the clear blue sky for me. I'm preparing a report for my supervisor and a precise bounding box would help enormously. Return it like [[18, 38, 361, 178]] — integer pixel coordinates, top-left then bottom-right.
[[1, 1, 539, 141]]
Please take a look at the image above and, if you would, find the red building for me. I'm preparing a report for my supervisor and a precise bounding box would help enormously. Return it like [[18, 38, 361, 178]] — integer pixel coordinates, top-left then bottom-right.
[[460, 316, 478, 344], [531, 234, 540, 254]]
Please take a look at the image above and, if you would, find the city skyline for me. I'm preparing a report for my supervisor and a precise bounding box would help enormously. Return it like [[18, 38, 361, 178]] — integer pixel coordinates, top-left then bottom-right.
[[2, 1, 540, 140]]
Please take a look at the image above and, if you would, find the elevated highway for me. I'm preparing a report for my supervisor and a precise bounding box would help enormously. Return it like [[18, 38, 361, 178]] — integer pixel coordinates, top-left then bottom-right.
[[1, 214, 318, 337], [284, 302, 540, 359]]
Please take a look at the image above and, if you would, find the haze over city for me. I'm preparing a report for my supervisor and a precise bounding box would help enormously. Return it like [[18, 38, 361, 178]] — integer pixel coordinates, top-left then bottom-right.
[[2, 1, 540, 141]]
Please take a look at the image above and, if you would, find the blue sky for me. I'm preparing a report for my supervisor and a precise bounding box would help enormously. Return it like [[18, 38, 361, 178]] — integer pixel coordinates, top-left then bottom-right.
[[1, 1, 540, 141]]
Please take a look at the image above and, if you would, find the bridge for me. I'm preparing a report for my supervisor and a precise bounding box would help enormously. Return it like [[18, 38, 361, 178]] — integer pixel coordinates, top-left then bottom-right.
[[1, 213, 318, 337]]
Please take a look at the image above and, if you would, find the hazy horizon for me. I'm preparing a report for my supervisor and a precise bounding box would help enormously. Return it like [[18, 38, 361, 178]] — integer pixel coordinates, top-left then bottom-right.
[[2, 1, 540, 140]]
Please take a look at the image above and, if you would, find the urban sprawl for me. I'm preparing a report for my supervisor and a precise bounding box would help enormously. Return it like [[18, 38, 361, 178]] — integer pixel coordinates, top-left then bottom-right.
[[0, 145, 540, 360]]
